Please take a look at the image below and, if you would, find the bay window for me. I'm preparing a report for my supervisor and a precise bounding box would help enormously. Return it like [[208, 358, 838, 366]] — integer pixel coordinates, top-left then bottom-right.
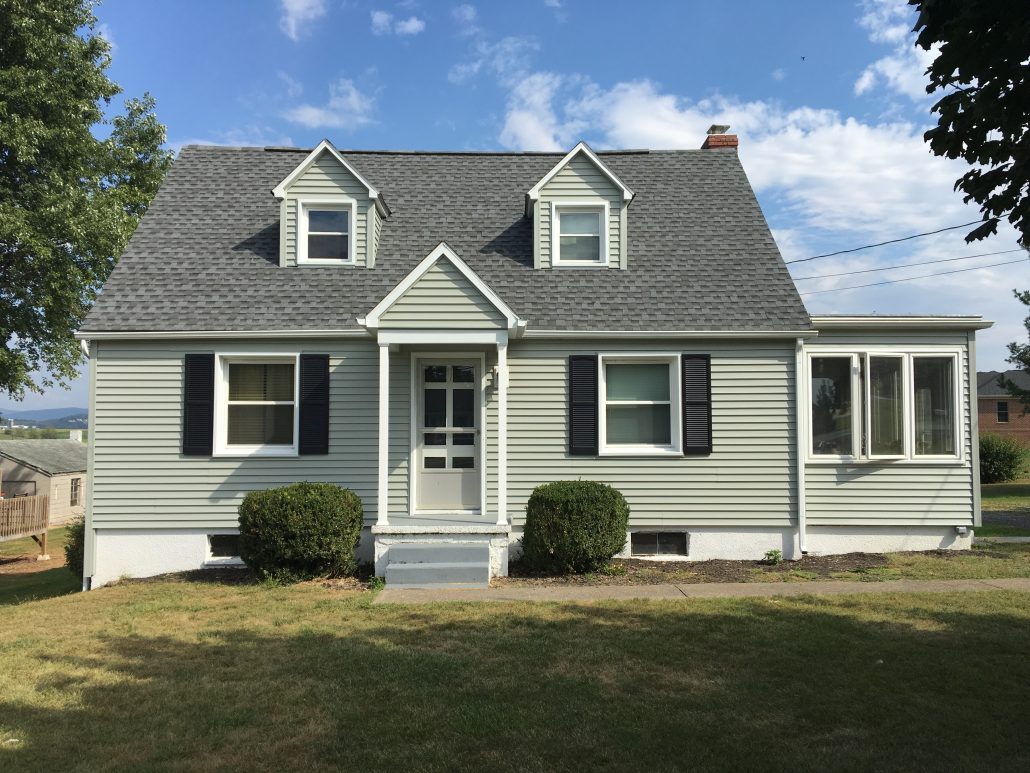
[[600, 355, 680, 454], [808, 351, 960, 461]]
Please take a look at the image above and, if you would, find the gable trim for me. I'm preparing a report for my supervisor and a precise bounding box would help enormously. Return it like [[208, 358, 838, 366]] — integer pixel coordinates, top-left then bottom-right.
[[360, 243, 522, 333], [271, 139, 389, 216], [527, 141, 635, 203]]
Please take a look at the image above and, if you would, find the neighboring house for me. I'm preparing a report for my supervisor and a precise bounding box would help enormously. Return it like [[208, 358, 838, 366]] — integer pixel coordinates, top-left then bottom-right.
[[0, 440, 88, 525], [976, 370, 1030, 444], [75, 133, 992, 589]]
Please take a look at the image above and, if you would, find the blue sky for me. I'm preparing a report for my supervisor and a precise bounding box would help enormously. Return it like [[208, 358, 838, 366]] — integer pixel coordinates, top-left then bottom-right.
[[2, 0, 1027, 413]]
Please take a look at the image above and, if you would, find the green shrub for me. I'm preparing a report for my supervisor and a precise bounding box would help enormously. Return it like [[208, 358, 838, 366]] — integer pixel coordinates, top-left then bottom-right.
[[979, 433, 1028, 484], [238, 482, 363, 582], [521, 480, 629, 574], [65, 517, 85, 579]]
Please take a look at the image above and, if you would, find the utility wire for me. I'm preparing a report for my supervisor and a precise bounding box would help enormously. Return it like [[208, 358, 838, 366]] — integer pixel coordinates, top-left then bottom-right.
[[792, 248, 1024, 281], [785, 218, 994, 265], [799, 256, 1029, 296]]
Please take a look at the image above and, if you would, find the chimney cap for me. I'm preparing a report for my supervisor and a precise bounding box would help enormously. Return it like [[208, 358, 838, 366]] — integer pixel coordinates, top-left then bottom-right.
[[707, 124, 731, 135]]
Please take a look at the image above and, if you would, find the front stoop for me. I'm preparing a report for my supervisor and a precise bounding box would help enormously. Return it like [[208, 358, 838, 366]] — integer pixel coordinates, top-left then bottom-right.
[[372, 522, 510, 587]]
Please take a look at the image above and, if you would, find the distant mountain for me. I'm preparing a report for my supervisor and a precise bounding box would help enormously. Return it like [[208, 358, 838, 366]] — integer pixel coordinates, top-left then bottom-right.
[[0, 407, 88, 426]]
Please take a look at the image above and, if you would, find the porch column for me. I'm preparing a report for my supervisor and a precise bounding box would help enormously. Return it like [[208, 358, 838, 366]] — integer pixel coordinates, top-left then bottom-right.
[[377, 342, 389, 526], [497, 341, 508, 526]]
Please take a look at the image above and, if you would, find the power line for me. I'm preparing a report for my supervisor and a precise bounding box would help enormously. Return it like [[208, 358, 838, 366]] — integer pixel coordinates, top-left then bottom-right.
[[785, 218, 994, 265], [792, 248, 1024, 281], [799, 256, 1029, 296]]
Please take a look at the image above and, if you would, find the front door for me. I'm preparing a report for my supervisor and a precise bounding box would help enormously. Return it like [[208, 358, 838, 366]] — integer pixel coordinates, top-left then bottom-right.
[[416, 360, 480, 512]]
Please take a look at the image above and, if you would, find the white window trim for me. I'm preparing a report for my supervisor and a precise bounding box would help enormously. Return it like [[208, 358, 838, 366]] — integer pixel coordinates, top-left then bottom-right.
[[598, 353, 682, 456], [296, 196, 357, 266], [805, 347, 964, 465], [551, 200, 609, 267], [213, 353, 300, 458], [204, 532, 245, 567]]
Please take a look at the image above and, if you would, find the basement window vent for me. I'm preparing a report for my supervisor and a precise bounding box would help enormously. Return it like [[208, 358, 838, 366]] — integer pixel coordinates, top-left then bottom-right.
[[207, 534, 241, 561], [631, 531, 688, 557]]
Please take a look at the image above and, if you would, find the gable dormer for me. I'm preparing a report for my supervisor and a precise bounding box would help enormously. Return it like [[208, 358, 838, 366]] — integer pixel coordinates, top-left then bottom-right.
[[526, 142, 634, 270], [272, 139, 389, 269]]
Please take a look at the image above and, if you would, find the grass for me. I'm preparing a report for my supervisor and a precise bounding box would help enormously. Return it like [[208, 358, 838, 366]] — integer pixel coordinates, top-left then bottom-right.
[[0, 528, 79, 605], [976, 523, 1030, 537], [0, 580, 1027, 771], [981, 478, 1030, 512], [0, 527, 71, 560], [830, 543, 1030, 582]]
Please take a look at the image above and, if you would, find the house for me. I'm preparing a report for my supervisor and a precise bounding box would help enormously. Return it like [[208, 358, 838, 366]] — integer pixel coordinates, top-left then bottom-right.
[[976, 370, 1030, 444], [74, 132, 991, 589], [0, 440, 88, 525]]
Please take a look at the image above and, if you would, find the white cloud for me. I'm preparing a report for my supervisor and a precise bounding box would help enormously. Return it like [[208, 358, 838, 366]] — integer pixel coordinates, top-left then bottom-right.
[[278, 72, 303, 99], [283, 78, 374, 130], [371, 10, 426, 36], [279, 0, 326, 41], [853, 0, 934, 101], [452, 4, 480, 36], [771, 68, 786, 82], [448, 36, 539, 84]]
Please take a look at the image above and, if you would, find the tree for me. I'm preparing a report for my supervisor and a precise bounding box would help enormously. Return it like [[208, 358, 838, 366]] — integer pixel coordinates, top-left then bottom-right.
[[911, 0, 1030, 243], [0, 0, 172, 399], [1003, 286, 1030, 406]]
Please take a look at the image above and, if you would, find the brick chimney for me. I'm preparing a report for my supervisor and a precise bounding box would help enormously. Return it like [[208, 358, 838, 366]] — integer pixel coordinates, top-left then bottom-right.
[[701, 124, 738, 150]]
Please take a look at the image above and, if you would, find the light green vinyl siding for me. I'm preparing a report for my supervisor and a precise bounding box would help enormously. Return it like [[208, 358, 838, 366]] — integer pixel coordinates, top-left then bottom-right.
[[91, 339, 382, 529], [378, 260, 507, 329], [282, 151, 372, 267], [538, 155, 625, 269], [804, 330, 975, 527], [503, 339, 797, 527]]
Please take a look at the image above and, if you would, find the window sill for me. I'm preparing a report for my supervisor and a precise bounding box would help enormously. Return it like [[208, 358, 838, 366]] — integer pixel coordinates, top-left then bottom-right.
[[213, 447, 299, 459], [551, 262, 610, 268], [806, 456, 966, 466], [296, 259, 358, 267], [599, 448, 682, 458]]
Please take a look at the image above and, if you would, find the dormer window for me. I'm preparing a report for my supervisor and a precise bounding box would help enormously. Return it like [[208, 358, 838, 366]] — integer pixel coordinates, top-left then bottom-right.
[[552, 203, 609, 266], [297, 199, 356, 265]]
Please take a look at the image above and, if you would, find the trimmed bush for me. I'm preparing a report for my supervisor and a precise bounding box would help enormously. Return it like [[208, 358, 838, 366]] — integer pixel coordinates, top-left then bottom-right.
[[64, 517, 85, 579], [521, 480, 629, 574], [980, 432, 1028, 484], [238, 482, 363, 582]]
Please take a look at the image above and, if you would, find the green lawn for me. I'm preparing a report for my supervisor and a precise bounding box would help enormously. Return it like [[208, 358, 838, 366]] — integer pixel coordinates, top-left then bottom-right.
[[976, 524, 1030, 538], [981, 479, 1030, 512], [0, 526, 71, 559], [0, 581, 1027, 772]]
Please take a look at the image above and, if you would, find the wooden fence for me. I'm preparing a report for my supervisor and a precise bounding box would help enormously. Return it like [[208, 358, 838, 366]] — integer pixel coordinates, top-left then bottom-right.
[[0, 495, 51, 554]]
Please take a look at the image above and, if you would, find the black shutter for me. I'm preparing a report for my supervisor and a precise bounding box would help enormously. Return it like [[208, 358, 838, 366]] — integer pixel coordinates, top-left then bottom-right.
[[182, 354, 214, 456], [682, 354, 712, 455], [568, 355, 599, 455], [299, 354, 330, 455]]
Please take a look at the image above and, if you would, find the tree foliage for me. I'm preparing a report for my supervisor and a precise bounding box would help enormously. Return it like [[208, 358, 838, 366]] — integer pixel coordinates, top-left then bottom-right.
[[911, 0, 1030, 243], [0, 0, 172, 399]]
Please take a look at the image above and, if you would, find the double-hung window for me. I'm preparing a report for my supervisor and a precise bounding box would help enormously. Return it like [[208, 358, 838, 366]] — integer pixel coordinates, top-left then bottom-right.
[[298, 200, 354, 265], [215, 356, 298, 456], [997, 401, 1009, 423], [808, 351, 960, 461], [599, 355, 681, 454], [553, 203, 607, 265]]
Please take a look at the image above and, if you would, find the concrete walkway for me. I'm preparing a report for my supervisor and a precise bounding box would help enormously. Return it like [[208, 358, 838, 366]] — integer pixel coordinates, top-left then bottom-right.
[[374, 577, 1030, 605]]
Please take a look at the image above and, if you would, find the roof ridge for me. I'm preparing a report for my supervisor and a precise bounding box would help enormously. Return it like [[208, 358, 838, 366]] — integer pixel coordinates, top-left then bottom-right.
[[179, 145, 698, 157]]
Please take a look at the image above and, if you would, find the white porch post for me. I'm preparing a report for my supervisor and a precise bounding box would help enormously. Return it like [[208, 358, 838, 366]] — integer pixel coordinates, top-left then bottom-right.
[[377, 342, 390, 526], [497, 341, 508, 526]]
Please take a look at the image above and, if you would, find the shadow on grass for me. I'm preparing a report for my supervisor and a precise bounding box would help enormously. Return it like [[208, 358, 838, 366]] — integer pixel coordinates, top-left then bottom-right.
[[2, 595, 1029, 771], [0, 568, 79, 606]]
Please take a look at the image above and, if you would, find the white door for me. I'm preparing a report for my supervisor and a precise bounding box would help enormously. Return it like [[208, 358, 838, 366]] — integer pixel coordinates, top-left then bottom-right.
[[416, 361, 480, 512]]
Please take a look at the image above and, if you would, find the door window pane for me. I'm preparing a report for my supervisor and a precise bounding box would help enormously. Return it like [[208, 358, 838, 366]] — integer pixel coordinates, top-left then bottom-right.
[[913, 357, 955, 456], [423, 432, 446, 446], [424, 389, 446, 427], [606, 405, 672, 445], [452, 432, 475, 445], [229, 363, 294, 401], [452, 389, 475, 427], [227, 405, 294, 445], [424, 365, 447, 383], [424, 456, 446, 469], [452, 365, 475, 382], [869, 356, 904, 456], [452, 456, 475, 469], [606, 363, 670, 401], [811, 357, 853, 455]]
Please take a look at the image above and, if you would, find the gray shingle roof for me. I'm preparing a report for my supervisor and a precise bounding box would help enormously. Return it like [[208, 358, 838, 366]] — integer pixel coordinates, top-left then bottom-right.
[[80, 145, 812, 334], [977, 370, 1030, 396], [0, 440, 87, 475]]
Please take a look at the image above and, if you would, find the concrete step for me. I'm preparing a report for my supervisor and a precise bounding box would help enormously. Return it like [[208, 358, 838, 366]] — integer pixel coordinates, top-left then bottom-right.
[[388, 543, 490, 565], [385, 561, 490, 588]]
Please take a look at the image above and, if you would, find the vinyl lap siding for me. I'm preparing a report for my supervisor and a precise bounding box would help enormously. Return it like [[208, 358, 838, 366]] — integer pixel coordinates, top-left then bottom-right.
[[283, 153, 372, 267], [505, 340, 797, 527], [538, 156, 625, 269], [91, 339, 381, 529], [804, 330, 975, 527], [378, 261, 507, 329]]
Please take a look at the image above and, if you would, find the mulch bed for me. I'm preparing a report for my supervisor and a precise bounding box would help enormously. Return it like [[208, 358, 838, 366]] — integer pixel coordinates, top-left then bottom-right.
[[499, 552, 906, 587]]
